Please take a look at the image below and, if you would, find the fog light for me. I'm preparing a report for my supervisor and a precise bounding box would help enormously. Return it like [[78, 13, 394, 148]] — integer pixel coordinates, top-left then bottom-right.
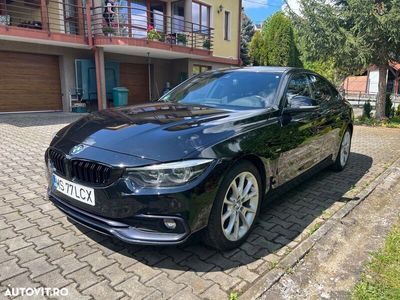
[[163, 219, 177, 230]]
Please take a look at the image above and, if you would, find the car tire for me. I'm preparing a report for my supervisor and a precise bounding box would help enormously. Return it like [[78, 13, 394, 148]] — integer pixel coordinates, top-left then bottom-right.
[[331, 128, 352, 171], [203, 161, 262, 250]]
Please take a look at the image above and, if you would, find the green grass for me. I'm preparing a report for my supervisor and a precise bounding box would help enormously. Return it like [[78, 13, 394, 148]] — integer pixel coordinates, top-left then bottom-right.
[[229, 291, 239, 300], [352, 220, 400, 300], [354, 116, 400, 128]]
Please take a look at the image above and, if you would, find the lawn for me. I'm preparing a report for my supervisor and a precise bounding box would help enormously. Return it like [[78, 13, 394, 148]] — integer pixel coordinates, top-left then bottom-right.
[[352, 220, 400, 299], [354, 116, 400, 128]]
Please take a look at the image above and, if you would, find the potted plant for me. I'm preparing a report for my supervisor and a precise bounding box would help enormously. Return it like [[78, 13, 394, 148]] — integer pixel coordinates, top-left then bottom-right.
[[147, 25, 162, 41], [203, 39, 211, 50], [102, 26, 115, 36], [176, 33, 187, 46]]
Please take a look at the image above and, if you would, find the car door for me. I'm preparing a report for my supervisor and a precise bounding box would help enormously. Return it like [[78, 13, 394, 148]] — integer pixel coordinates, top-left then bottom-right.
[[276, 72, 323, 185], [307, 74, 342, 161]]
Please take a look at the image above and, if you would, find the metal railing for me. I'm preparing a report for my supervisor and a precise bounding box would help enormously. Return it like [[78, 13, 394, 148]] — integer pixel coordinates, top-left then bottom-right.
[[91, 5, 214, 51], [0, 0, 85, 35], [343, 91, 400, 108]]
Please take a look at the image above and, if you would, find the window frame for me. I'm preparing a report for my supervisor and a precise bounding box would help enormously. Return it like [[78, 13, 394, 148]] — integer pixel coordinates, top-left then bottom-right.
[[307, 73, 335, 104], [192, 64, 212, 75], [224, 10, 231, 41], [283, 72, 314, 108], [192, 1, 211, 35]]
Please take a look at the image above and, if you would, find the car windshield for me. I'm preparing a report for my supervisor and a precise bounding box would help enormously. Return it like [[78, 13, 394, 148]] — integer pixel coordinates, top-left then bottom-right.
[[159, 70, 282, 110]]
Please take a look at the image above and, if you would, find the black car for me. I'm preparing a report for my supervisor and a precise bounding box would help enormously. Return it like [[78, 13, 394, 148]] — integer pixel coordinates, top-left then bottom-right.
[[45, 67, 353, 250]]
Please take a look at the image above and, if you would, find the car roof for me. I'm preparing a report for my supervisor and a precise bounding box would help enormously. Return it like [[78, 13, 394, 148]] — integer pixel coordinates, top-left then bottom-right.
[[211, 66, 303, 74]]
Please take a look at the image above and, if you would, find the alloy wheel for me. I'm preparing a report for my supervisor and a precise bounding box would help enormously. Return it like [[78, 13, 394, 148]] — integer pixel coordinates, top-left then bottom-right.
[[340, 131, 351, 167], [221, 172, 259, 241]]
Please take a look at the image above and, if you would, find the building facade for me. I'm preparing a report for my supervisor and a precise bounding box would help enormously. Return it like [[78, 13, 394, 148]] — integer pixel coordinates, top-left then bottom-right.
[[0, 0, 241, 112]]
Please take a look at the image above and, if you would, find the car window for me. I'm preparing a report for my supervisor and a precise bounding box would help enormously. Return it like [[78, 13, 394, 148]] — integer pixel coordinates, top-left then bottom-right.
[[309, 75, 333, 103], [285, 73, 314, 107]]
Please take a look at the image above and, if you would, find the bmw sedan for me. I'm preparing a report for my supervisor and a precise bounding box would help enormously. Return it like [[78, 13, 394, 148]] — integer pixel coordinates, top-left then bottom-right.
[[45, 67, 353, 250]]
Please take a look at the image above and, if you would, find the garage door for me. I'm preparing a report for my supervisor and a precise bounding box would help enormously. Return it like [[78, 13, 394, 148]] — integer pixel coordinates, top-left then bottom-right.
[[120, 63, 149, 106], [0, 51, 62, 112]]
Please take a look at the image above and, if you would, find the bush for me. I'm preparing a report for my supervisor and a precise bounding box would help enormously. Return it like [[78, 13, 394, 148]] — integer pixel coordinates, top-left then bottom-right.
[[385, 94, 393, 117], [363, 101, 372, 119], [395, 104, 400, 117]]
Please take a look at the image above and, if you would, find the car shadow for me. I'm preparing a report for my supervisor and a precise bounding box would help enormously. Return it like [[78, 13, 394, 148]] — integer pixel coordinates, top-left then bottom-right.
[[71, 152, 373, 272]]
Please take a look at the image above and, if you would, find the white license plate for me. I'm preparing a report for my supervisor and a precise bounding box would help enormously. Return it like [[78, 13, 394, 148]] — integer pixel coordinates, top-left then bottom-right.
[[52, 173, 95, 206]]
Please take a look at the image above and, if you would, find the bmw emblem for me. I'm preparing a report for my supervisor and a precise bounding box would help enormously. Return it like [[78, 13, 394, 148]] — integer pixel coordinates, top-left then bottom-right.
[[70, 144, 86, 155]]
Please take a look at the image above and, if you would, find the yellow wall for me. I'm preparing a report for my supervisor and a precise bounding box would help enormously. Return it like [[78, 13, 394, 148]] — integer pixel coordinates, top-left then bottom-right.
[[201, 0, 240, 60]]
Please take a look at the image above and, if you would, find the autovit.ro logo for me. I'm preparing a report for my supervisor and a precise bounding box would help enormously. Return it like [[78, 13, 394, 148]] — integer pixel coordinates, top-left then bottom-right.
[[4, 286, 68, 297]]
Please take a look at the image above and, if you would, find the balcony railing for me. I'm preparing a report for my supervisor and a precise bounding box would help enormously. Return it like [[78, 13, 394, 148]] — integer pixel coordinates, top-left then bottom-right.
[[91, 6, 214, 51], [0, 0, 85, 36]]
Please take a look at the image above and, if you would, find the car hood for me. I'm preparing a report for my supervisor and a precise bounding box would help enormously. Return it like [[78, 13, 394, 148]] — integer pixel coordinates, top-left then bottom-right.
[[54, 102, 272, 162]]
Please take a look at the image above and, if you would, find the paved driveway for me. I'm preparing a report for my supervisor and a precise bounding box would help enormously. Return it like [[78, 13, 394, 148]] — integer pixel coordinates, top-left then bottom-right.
[[0, 113, 399, 299]]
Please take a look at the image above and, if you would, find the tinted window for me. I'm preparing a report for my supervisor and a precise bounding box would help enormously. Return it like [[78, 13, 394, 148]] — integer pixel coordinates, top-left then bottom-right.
[[285, 74, 313, 107], [309, 75, 333, 103], [160, 71, 282, 110]]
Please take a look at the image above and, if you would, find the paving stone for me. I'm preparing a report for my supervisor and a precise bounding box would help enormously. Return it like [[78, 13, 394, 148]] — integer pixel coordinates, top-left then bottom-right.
[[170, 287, 202, 300], [65, 242, 98, 259], [0, 258, 27, 281], [147, 273, 185, 298], [29, 234, 58, 250], [175, 272, 214, 294], [22, 256, 57, 279], [200, 283, 228, 300], [96, 263, 133, 286], [52, 253, 88, 275], [11, 245, 45, 264], [203, 268, 241, 291], [108, 249, 138, 269], [39, 244, 72, 262], [78, 251, 116, 272], [35, 269, 73, 289], [115, 276, 156, 299], [125, 261, 162, 283], [83, 280, 124, 299], [8, 218, 35, 231], [3, 235, 32, 252], [54, 232, 85, 248], [66, 266, 104, 291]]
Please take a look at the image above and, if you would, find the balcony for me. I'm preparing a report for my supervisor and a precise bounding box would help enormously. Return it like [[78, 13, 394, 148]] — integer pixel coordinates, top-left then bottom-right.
[[91, 4, 214, 57], [0, 0, 87, 46]]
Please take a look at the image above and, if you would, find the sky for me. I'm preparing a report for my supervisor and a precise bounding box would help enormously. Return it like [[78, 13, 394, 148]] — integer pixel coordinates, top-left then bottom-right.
[[243, 0, 301, 24]]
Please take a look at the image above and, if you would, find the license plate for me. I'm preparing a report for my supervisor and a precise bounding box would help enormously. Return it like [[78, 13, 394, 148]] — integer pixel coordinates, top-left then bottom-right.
[[52, 174, 95, 206]]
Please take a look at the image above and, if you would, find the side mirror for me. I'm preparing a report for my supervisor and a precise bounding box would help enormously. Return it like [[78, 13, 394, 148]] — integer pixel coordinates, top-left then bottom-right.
[[288, 95, 317, 109]]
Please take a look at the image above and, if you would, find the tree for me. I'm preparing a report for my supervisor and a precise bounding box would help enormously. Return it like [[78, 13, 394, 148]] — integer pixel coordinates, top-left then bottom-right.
[[240, 11, 255, 66], [293, 0, 400, 119], [262, 12, 302, 67], [249, 31, 265, 66]]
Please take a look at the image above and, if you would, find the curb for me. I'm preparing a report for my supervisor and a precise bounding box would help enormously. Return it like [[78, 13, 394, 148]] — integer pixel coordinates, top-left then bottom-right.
[[241, 157, 400, 300]]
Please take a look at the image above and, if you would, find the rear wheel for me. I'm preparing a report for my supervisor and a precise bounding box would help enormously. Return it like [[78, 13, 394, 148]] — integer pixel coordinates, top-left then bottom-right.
[[332, 128, 352, 171], [203, 161, 262, 250]]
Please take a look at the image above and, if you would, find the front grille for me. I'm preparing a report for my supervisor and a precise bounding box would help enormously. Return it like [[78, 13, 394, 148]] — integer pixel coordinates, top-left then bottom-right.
[[48, 149, 67, 176], [71, 160, 111, 185], [48, 148, 118, 186]]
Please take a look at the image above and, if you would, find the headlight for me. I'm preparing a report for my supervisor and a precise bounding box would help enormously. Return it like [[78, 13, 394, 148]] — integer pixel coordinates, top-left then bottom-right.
[[126, 159, 213, 188]]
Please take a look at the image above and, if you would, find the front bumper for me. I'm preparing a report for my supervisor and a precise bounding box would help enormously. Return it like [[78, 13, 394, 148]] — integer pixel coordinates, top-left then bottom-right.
[[49, 193, 191, 245]]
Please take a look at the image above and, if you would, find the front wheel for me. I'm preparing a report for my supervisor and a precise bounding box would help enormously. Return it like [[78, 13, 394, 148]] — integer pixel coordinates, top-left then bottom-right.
[[332, 128, 352, 171], [203, 161, 262, 250]]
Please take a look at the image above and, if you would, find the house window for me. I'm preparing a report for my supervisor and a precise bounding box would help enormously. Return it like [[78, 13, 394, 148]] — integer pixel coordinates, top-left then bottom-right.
[[193, 65, 211, 75], [224, 11, 231, 40], [192, 1, 210, 34]]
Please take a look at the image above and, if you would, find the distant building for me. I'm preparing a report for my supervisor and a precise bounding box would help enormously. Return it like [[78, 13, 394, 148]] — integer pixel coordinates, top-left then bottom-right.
[[342, 62, 400, 96], [253, 23, 263, 32]]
